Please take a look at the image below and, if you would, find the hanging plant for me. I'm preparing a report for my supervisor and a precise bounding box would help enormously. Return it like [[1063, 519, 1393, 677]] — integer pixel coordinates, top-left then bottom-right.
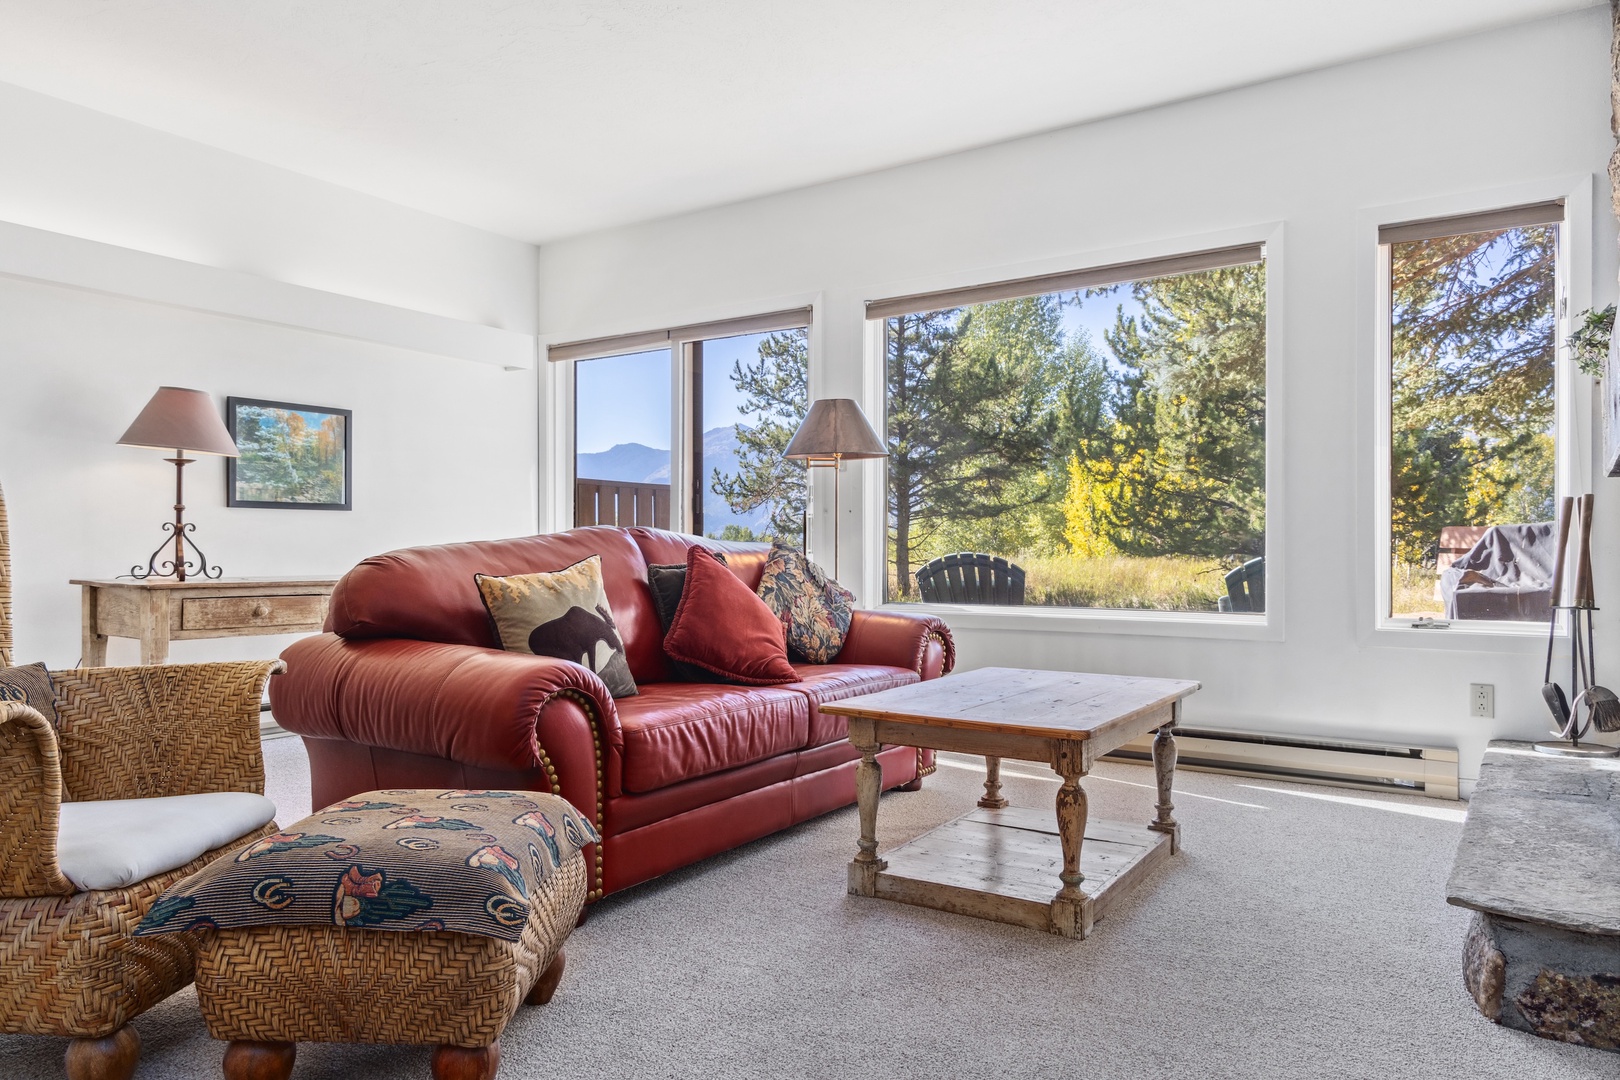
[[1568, 304, 1615, 378]]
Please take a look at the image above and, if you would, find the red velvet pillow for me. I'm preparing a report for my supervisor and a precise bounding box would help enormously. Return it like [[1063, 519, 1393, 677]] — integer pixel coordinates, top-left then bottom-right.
[[664, 546, 798, 686]]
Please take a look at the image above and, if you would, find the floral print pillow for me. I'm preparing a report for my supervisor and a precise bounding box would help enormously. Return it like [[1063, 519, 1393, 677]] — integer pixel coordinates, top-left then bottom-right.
[[756, 542, 855, 664]]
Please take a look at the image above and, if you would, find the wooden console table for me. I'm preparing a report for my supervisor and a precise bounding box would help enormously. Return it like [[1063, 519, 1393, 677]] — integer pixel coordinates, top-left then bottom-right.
[[74, 577, 339, 666]]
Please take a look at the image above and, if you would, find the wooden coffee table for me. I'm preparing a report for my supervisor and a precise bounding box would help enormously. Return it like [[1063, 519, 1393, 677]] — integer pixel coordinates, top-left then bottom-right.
[[822, 666, 1199, 939]]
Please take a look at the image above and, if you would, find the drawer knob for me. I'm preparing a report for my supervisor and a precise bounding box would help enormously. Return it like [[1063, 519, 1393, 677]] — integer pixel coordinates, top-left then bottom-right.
[[251, 603, 271, 618]]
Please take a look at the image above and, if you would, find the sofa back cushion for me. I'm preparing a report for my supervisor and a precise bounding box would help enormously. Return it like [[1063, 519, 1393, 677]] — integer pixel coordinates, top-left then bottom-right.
[[327, 526, 672, 684], [629, 528, 770, 591]]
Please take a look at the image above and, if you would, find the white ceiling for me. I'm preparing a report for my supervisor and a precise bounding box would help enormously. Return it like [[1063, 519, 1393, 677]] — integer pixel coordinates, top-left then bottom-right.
[[0, 1, 1599, 244]]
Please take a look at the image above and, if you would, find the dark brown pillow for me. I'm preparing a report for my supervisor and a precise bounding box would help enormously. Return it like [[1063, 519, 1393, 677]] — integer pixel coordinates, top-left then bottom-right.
[[0, 662, 57, 727], [474, 555, 638, 698]]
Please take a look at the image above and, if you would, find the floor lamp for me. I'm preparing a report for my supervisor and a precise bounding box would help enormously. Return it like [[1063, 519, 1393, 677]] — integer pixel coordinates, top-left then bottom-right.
[[118, 386, 240, 581], [783, 398, 887, 578]]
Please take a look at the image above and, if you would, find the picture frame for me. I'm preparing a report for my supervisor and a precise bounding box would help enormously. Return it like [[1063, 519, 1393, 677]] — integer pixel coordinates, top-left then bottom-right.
[[225, 397, 352, 510]]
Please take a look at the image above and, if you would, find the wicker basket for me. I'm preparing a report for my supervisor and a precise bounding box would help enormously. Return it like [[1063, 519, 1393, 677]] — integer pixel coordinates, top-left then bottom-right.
[[193, 849, 586, 1078]]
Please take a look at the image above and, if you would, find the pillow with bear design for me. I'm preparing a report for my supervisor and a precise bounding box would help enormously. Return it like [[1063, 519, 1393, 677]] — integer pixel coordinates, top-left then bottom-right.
[[475, 555, 638, 698]]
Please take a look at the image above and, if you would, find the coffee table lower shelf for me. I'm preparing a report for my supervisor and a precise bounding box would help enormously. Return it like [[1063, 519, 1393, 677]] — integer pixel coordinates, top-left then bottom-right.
[[853, 806, 1173, 939]]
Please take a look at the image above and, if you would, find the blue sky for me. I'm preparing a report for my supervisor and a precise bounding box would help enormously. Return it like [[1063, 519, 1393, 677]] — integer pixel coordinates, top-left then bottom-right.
[[574, 332, 767, 456], [573, 292, 1147, 457]]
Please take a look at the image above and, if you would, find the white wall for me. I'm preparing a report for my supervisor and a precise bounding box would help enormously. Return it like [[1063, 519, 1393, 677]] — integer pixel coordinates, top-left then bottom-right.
[[535, 7, 1620, 782], [0, 82, 541, 668], [0, 80, 536, 331]]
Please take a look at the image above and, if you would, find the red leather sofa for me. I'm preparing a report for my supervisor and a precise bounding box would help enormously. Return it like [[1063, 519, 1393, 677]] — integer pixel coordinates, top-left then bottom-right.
[[270, 526, 954, 902]]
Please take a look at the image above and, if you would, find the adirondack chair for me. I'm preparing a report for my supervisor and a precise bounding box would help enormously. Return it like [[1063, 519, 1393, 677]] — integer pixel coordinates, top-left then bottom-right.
[[1218, 556, 1265, 613], [915, 552, 1026, 605]]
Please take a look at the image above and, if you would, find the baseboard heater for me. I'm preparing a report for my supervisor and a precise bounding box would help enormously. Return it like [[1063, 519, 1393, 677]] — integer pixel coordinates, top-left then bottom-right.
[[1103, 727, 1460, 801]]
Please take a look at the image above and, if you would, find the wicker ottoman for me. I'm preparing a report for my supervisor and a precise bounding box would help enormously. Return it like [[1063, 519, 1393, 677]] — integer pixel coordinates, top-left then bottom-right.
[[136, 789, 596, 1080]]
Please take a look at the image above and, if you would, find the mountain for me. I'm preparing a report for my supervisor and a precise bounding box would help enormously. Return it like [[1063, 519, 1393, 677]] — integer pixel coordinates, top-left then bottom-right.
[[575, 441, 670, 485], [575, 427, 779, 538]]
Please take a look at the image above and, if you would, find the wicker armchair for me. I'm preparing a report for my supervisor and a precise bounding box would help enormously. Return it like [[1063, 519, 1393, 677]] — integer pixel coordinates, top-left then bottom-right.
[[0, 481, 283, 1080]]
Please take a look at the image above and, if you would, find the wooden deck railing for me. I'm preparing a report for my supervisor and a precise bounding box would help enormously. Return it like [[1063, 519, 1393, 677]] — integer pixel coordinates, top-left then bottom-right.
[[574, 478, 670, 529]]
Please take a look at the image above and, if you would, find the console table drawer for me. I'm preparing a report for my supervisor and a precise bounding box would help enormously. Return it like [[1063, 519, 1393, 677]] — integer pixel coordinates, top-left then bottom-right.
[[181, 594, 327, 631], [75, 576, 339, 666]]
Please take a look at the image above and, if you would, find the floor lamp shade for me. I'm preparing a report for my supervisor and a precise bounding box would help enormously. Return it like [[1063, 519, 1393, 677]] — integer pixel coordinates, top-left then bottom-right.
[[783, 398, 886, 578], [117, 387, 239, 457], [783, 398, 886, 461]]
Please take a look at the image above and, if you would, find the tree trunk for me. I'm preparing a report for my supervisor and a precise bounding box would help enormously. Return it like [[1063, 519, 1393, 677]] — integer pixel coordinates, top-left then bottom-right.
[[894, 475, 912, 600]]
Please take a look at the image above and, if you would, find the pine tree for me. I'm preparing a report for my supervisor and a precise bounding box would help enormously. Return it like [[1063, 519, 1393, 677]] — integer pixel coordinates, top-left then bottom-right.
[[886, 296, 1082, 596], [1389, 226, 1556, 568], [711, 330, 809, 542], [1065, 264, 1267, 560]]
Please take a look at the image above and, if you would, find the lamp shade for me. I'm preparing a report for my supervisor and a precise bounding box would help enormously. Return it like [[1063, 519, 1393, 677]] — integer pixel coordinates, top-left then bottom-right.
[[117, 387, 239, 457], [783, 398, 887, 460]]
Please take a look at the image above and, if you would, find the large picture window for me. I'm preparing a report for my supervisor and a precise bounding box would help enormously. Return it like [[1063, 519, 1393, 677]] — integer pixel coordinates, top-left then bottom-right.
[[873, 246, 1268, 613], [557, 311, 811, 542], [1380, 201, 1564, 626]]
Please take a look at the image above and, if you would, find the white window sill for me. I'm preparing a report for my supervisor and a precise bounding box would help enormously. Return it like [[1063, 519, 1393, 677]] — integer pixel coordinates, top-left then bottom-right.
[[1368, 618, 1559, 652], [881, 602, 1278, 641]]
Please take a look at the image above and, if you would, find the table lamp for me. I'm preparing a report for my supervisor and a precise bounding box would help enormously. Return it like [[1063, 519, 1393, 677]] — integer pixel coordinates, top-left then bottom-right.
[[783, 398, 887, 576], [118, 386, 239, 581]]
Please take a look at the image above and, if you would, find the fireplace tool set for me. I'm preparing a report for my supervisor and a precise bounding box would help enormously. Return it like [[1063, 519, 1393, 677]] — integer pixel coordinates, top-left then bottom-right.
[[1538, 494, 1620, 757]]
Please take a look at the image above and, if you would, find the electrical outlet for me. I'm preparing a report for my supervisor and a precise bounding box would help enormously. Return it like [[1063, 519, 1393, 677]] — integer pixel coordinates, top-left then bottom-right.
[[1470, 683, 1494, 719]]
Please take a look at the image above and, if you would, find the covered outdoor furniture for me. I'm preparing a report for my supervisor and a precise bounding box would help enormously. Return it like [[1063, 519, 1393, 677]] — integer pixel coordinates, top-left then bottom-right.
[[1440, 522, 1556, 621], [0, 480, 283, 1080], [915, 553, 1026, 605], [270, 526, 955, 902], [1217, 557, 1265, 613]]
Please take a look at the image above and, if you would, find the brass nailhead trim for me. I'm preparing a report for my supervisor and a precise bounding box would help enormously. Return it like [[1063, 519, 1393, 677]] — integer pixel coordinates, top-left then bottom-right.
[[547, 687, 607, 901]]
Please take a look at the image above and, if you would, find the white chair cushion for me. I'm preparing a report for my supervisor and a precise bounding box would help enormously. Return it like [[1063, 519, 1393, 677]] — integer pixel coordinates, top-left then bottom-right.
[[57, 792, 277, 892]]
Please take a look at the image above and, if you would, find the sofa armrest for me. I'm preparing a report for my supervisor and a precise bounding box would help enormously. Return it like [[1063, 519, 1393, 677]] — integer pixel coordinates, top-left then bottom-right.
[[272, 634, 623, 775], [0, 700, 75, 897], [834, 610, 955, 679], [51, 661, 282, 802]]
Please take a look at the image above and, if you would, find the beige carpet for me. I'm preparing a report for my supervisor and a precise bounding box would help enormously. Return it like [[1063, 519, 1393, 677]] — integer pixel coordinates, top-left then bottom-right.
[[3, 739, 1613, 1079]]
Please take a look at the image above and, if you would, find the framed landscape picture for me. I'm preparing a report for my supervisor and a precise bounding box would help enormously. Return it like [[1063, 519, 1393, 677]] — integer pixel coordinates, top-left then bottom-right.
[[226, 397, 352, 510]]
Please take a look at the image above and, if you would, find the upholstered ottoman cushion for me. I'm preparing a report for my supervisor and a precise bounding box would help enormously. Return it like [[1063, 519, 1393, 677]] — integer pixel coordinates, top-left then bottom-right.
[[139, 789, 596, 1080]]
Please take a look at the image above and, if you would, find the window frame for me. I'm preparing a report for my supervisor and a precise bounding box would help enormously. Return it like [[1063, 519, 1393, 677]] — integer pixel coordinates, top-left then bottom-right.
[[550, 309, 815, 538], [1365, 179, 1593, 646], [859, 225, 1286, 641]]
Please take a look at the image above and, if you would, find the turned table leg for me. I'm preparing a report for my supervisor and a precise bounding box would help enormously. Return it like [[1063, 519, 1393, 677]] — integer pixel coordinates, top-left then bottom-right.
[[222, 1040, 295, 1080], [1050, 742, 1093, 939], [978, 756, 1010, 809], [1148, 713, 1180, 852], [848, 722, 886, 896], [432, 1041, 501, 1080]]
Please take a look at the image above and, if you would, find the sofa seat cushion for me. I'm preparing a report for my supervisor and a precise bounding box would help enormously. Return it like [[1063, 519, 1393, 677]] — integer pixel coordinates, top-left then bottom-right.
[[58, 792, 278, 892], [787, 664, 921, 748], [614, 683, 809, 794]]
